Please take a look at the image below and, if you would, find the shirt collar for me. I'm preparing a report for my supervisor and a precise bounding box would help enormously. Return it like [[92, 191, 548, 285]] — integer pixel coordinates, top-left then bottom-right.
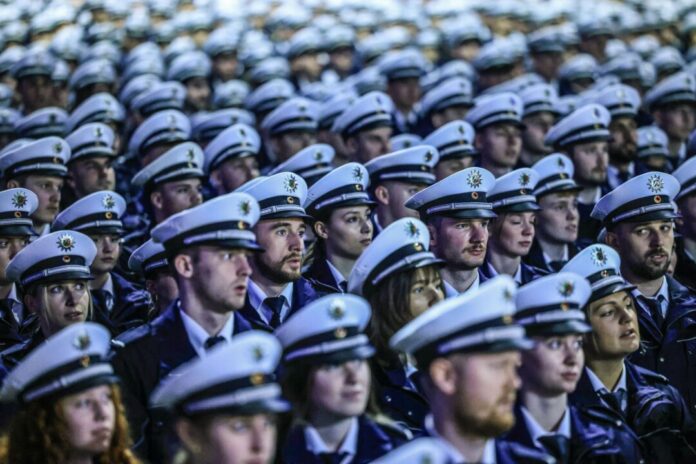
[[585, 365, 627, 393], [487, 262, 522, 285], [179, 302, 236, 357], [102, 273, 114, 298], [443, 273, 480, 298], [542, 246, 569, 266], [424, 415, 497, 463], [304, 417, 358, 457], [247, 279, 294, 323], [7, 283, 18, 303], [326, 260, 347, 290], [520, 406, 571, 448]]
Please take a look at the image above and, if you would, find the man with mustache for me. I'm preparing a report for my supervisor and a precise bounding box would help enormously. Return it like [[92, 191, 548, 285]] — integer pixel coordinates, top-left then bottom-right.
[[406, 167, 497, 297], [237, 172, 321, 331], [517, 83, 558, 168], [592, 171, 696, 416], [545, 104, 612, 245], [64, 123, 118, 202], [391, 276, 552, 463], [110, 192, 260, 461]]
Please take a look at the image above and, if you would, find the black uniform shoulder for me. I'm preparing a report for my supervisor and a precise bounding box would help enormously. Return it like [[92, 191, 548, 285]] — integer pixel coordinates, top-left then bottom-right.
[[632, 363, 670, 385], [372, 416, 413, 442], [114, 322, 153, 347], [497, 439, 555, 464]]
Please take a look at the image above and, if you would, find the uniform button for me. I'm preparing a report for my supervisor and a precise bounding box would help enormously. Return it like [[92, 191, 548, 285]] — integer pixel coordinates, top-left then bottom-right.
[[385, 395, 392, 403], [615, 420, 622, 427], [407, 411, 413, 417], [659, 357, 665, 363]]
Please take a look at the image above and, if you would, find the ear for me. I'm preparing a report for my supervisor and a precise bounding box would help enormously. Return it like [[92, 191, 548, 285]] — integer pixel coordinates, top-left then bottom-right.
[[314, 220, 329, 240], [373, 184, 390, 206], [150, 190, 163, 212], [173, 253, 194, 279], [427, 223, 438, 249], [209, 169, 222, 190], [65, 170, 77, 191], [345, 136, 359, 159], [474, 132, 484, 151], [431, 112, 445, 129], [23, 292, 40, 315], [604, 229, 619, 249], [6, 179, 20, 189], [428, 357, 458, 396], [651, 110, 664, 126], [175, 418, 204, 455], [268, 137, 282, 158]]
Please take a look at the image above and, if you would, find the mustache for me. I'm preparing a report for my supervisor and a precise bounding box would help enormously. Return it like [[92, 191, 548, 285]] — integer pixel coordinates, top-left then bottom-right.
[[283, 253, 303, 262], [646, 248, 668, 258]]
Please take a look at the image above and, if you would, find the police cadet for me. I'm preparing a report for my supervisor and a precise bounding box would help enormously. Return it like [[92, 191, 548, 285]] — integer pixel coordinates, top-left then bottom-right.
[[378, 49, 429, 135], [0, 137, 70, 236], [52, 191, 150, 336], [150, 331, 288, 464], [317, 92, 357, 166], [644, 71, 696, 161], [303, 162, 374, 293], [635, 126, 671, 173], [236, 173, 321, 331], [564, 244, 696, 462], [0, 230, 96, 372], [111, 192, 260, 460], [591, 171, 696, 414], [167, 51, 212, 113], [390, 276, 553, 463], [127, 109, 191, 168], [466, 92, 525, 178], [260, 97, 318, 167], [525, 154, 582, 273], [11, 49, 55, 114], [331, 91, 394, 164], [191, 107, 255, 148], [0, 189, 38, 350], [366, 145, 439, 233], [423, 119, 477, 180], [508, 272, 641, 463], [518, 83, 559, 167], [348, 218, 444, 434], [269, 143, 334, 187], [128, 238, 178, 318], [418, 77, 474, 137], [480, 168, 546, 285], [406, 167, 497, 297], [545, 103, 612, 244], [64, 122, 118, 208], [673, 157, 696, 290], [276, 294, 410, 463], [204, 123, 261, 195]]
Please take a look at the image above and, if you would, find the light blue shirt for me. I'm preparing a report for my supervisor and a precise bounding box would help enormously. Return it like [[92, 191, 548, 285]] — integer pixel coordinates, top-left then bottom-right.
[[305, 416, 358, 463], [247, 279, 294, 324], [443, 272, 480, 298], [326, 259, 347, 292], [180, 303, 236, 357], [632, 276, 670, 318], [586, 365, 628, 411], [485, 261, 523, 285], [520, 406, 572, 449]]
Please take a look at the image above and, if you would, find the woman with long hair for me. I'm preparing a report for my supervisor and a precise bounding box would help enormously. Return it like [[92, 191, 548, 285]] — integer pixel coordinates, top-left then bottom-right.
[[0, 323, 139, 464], [348, 217, 444, 434], [275, 293, 410, 464]]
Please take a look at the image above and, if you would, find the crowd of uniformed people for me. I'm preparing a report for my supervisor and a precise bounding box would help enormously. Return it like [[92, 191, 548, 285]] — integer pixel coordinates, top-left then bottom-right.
[[1, 0, 696, 462]]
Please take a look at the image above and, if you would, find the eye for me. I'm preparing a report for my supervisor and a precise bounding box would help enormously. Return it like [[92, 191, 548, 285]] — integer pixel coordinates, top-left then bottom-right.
[[275, 229, 287, 236], [74, 282, 85, 291], [573, 339, 584, 350], [49, 285, 64, 294], [0, 241, 8, 248], [298, 228, 307, 237], [229, 420, 249, 433], [546, 339, 562, 350], [412, 285, 424, 294], [600, 309, 614, 318]]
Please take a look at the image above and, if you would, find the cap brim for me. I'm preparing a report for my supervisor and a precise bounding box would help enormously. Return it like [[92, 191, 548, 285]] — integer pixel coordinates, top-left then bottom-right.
[[620, 209, 677, 224], [261, 211, 314, 221], [536, 184, 583, 197], [525, 319, 592, 336], [310, 198, 377, 218], [495, 202, 541, 213], [289, 344, 376, 367], [432, 209, 498, 219], [589, 281, 636, 302], [0, 225, 37, 236]]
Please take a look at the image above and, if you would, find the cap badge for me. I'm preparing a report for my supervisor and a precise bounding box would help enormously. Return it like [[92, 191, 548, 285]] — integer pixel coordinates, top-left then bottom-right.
[[328, 299, 345, 320], [466, 169, 483, 189], [239, 200, 251, 216], [557, 157, 565, 168], [95, 126, 103, 138], [11, 191, 27, 209], [239, 127, 246, 137], [284, 174, 299, 193], [313, 150, 323, 161], [73, 331, 91, 350], [502, 314, 514, 324], [187, 148, 195, 162], [405, 221, 420, 238], [334, 327, 348, 339], [252, 345, 264, 362], [647, 174, 664, 193], [591, 247, 608, 266], [593, 107, 601, 119], [250, 373, 265, 385], [558, 280, 574, 298], [502, 288, 513, 302], [352, 166, 364, 182], [102, 194, 115, 209], [53, 142, 62, 155], [49, 113, 57, 124], [425, 151, 433, 162], [458, 124, 465, 135], [519, 172, 530, 187], [57, 233, 75, 253]]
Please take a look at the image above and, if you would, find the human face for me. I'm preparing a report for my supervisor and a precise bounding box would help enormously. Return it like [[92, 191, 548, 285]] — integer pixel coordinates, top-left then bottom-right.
[[654, 104, 696, 141], [431, 217, 489, 270], [522, 112, 554, 156], [609, 220, 674, 281], [252, 219, 306, 284], [431, 105, 471, 129], [387, 77, 421, 112], [408, 266, 444, 317], [531, 52, 562, 81], [309, 359, 370, 421], [213, 53, 238, 81], [329, 48, 354, 75], [60, 384, 116, 459], [536, 192, 579, 244], [318, 130, 351, 160], [272, 131, 317, 163], [152, 178, 203, 221], [185, 77, 211, 112], [442, 351, 521, 437], [147, 270, 179, 314], [585, 291, 640, 360], [0, 236, 30, 284], [608, 117, 638, 164], [186, 247, 253, 312], [521, 335, 584, 396], [18, 75, 54, 112], [68, 157, 116, 197], [381, 181, 423, 222], [434, 157, 473, 181], [490, 212, 536, 257], [211, 156, 259, 194], [476, 123, 522, 170], [348, 126, 392, 163], [678, 195, 696, 239], [18, 175, 63, 225], [89, 233, 121, 275], [194, 414, 277, 464], [30, 280, 90, 335], [319, 206, 373, 261], [570, 141, 608, 185]]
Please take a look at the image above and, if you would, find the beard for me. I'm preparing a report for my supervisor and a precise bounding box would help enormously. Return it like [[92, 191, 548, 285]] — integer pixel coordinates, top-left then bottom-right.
[[253, 253, 302, 284], [453, 389, 516, 438], [632, 248, 670, 280]]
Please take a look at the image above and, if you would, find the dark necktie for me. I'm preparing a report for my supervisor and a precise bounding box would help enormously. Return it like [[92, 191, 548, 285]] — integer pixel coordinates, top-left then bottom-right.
[[92, 289, 114, 313], [0, 299, 18, 333], [538, 434, 569, 464], [601, 389, 627, 415], [338, 281, 347, 293], [641, 296, 665, 329], [264, 296, 286, 328], [204, 335, 226, 351], [319, 452, 349, 464]]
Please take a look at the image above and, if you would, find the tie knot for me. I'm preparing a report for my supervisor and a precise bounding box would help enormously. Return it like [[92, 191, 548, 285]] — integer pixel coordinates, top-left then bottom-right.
[[264, 296, 286, 314], [538, 434, 569, 464], [204, 335, 226, 351]]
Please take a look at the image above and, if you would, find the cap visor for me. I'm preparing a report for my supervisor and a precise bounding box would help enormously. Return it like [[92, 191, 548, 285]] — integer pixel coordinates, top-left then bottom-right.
[[0, 225, 37, 236], [621, 209, 677, 224], [435, 209, 498, 219], [495, 202, 541, 213], [590, 282, 636, 302], [290, 344, 376, 367], [261, 211, 314, 221], [525, 319, 592, 336]]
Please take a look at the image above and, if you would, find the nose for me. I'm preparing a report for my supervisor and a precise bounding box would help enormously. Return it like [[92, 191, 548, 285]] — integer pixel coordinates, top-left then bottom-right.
[[288, 231, 303, 251], [191, 190, 203, 205], [360, 217, 373, 235], [428, 284, 444, 305], [567, 205, 579, 221], [471, 223, 486, 242], [236, 254, 252, 276]]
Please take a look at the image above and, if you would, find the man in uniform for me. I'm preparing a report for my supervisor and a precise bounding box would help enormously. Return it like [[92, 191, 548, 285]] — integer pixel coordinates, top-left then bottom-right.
[[518, 83, 558, 167], [204, 123, 261, 195], [378, 49, 428, 134], [673, 157, 696, 290], [261, 97, 318, 168]]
